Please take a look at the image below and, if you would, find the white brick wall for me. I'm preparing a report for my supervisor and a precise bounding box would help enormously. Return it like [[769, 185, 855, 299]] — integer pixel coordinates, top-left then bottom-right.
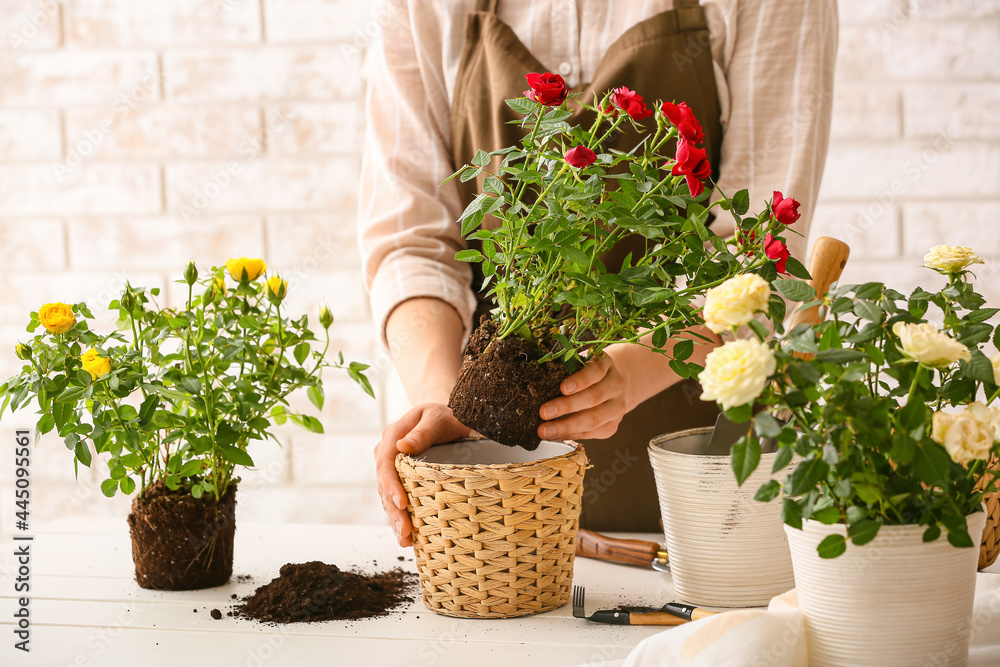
[[0, 0, 996, 531]]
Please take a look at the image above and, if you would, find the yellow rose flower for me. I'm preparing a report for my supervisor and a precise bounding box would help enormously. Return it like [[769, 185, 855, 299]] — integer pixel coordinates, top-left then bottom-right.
[[38, 302, 76, 334], [703, 274, 771, 334], [923, 245, 983, 273], [931, 402, 997, 465], [266, 275, 288, 302], [14, 343, 31, 360], [892, 321, 970, 368], [699, 338, 776, 411], [226, 257, 266, 282], [80, 348, 111, 380]]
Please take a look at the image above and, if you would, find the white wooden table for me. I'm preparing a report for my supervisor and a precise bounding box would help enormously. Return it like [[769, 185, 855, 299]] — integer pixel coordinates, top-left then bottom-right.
[[0, 518, 683, 666]]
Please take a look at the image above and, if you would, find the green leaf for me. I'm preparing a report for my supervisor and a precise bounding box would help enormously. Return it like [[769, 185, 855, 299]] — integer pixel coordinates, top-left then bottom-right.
[[947, 526, 974, 549], [852, 299, 882, 322], [898, 398, 927, 432], [652, 327, 667, 349], [812, 506, 842, 525], [723, 402, 754, 424], [673, 338, 693, 361], [455, 249, 485, 263], [179, 460, 204, 477], [962, 349, 994, 384], [307, 385, 325, 411], [219, 444, 254, 467], [731, 189, 750, 216], [504, 97, 536, 115], [272, 405, 288, 425], [753, 412, 782, 438], [471, 149, 490, 167], [119, 476, 135, 495], [816, 534, 847, 559], [74, 440, 92, 467], [290, 414, 324, 434], [913, 441, 952, 486], [849, 519, 880, 546], [215, 421, 239, 447], [782, 497, 803, 530], [179, 377, 202, 394], [788, 455, 829, 496], [774, 279, 816, 303], [731, 436, 761, 486], [754, 479, 781, 502], [923, 524, 942, 543], [191, 484, 203, 499], [37, 413, 55, 436], [294, 342, 310, 365], [783, 256, 812, 280], [100, 478, 118, 498], [814, 348, 865, 364], [771, 445, 794, 473]]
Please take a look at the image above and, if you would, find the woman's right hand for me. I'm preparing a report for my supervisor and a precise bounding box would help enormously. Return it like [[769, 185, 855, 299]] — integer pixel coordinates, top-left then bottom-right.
[[375, 403, 471, 547]]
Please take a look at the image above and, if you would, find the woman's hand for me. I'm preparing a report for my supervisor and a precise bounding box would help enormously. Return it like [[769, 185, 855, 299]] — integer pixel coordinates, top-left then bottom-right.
[[536, 353, 630, 441], [374, 403, 471, 547]]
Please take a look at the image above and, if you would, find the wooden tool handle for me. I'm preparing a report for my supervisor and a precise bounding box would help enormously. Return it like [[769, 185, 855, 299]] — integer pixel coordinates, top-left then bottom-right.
[[628, 612, 690, 626], [576, 529, 661, 568], [691, 608, 717, 621], [787, 236, 850, 329]]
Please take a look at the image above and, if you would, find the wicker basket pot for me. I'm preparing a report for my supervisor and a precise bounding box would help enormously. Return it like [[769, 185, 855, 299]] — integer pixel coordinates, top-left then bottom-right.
[[648, 427, 795, 607], [977, 457, 999, 570], [395, 438, 587, 618]]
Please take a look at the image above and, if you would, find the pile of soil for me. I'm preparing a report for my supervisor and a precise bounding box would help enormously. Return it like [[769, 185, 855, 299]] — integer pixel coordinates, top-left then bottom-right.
[[449, 317, 569, 450], [127, 480, 236, 591], [233, 561, 417, 623]]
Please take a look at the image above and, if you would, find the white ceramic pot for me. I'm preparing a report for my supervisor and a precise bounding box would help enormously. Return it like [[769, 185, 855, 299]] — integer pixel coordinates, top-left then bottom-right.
[[786, 510, 987, 667], [648, 427, 795, 607]]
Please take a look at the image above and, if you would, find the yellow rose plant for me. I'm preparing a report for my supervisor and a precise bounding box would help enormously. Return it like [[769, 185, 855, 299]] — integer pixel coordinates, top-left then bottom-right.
[[701, 248, 1000, 558], [1, 259, 374, 502]]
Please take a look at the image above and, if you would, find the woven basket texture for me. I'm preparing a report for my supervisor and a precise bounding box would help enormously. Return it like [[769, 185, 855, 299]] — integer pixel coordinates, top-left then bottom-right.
[[395, 440, 587, 618], [980, 456, 999, 570]]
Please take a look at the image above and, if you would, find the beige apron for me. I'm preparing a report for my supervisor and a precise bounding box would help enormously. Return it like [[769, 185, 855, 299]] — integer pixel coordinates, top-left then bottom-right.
[[450, 0, 723, 531]]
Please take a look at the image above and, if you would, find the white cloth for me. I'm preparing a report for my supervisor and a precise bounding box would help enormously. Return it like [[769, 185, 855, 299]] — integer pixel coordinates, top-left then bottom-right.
[[621, 574, 1000, 667]]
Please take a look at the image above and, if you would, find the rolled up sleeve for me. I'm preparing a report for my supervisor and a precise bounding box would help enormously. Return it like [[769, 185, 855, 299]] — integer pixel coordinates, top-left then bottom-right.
[[358, 0, 478, 345]]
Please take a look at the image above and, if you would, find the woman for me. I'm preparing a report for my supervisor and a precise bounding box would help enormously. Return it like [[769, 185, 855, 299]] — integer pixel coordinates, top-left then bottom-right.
[[360, 0, 837, 546]]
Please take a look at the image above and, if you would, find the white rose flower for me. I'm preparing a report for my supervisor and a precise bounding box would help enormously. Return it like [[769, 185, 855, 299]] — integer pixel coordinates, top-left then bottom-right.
[[892, 321, 971, 368], [931, 402, 997, 464], [702, 274, 770, 334], [991, 352, 1000, 386], [699, 338, 776, 411], [923, 245, 983, 273], [967, 401, 1000, 443]]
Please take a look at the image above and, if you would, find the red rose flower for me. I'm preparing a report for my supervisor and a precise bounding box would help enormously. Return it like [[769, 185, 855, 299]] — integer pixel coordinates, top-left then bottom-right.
[[565, 145, 596, 168], [764, 233, 790, 274], [669, 137, 712, 198], [771, 191, 801, 225], [607, 87, 653, 121], [523, 72, 567, 106], [660, 101, 704, 144]]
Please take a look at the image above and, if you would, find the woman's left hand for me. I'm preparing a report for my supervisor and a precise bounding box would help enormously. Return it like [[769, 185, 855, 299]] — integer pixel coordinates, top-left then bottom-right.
[[537, 353, 630, 441]]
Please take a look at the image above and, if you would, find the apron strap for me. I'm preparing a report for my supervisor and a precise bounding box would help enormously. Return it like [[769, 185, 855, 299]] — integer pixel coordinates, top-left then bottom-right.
[[475, 0, 498, 13], [674, 0, 706, 31]]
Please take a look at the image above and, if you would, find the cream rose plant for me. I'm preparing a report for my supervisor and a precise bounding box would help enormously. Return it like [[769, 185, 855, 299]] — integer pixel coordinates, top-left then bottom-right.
[[701, 246, 1000, 558], [703, 273, 771, 334], [924, 245, 983, 273]]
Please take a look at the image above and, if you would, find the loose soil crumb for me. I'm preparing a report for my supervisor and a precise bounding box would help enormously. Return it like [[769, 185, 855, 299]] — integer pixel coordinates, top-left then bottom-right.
[[210, 609, 222, 620], [449, 317, 569, 450], [235, 574, 253, 582], [230, 593, 238, 599], [233, 561, 417, 623]]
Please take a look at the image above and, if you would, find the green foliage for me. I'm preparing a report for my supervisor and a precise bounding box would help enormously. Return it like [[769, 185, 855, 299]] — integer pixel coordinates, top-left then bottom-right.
[[449, 90, 798, 368], [2, 265, 373, 502], [727, 268, 1000, 556]]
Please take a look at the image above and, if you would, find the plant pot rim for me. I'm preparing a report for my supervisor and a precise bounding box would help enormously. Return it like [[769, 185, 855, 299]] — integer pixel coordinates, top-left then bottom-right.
[[785, 503, 988, 538], [650, 426, 784, 460], [398, 437, 584, 473]]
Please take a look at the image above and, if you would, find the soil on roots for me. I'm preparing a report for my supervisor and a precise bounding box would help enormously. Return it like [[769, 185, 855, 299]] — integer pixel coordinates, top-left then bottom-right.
[[127, 480, 236, 591], [449, 317, 569, 450]]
